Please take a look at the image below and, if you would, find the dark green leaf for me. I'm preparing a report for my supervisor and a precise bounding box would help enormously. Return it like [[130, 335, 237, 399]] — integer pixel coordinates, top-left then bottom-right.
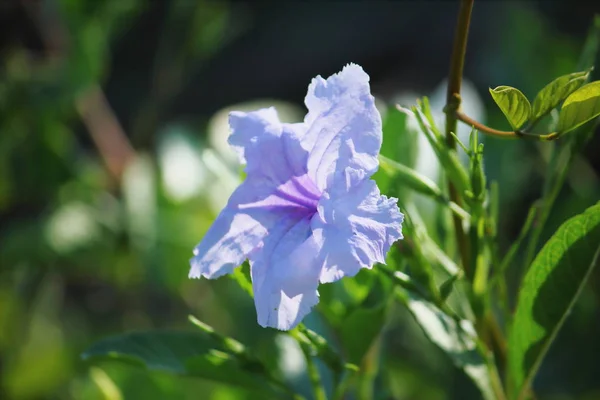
[[339, 301, 387, 364], [557, 81, 600, 134], [489, 86, 531, 130], [82, 331, 277, 396], [508, 202, 600, 399], [338, 272, 391, 364], [296, 325, 345, 374], [318, 268, 375, 327], [531, 70, 591, 121], [396, 288, 495, 400]]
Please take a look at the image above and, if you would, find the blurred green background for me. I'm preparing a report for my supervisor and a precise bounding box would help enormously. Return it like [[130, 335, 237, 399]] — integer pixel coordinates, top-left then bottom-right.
[[1, 1, 599, 399]]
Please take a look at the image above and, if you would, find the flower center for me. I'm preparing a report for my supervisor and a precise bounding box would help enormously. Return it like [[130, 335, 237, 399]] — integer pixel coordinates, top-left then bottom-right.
[[272, 174, 321, 214]]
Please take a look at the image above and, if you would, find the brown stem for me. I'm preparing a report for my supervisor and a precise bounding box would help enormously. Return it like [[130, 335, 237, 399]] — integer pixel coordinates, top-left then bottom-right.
[[445, 0, 474, 276], [456, 111, 559, 141], [75, 86, 136, 181]]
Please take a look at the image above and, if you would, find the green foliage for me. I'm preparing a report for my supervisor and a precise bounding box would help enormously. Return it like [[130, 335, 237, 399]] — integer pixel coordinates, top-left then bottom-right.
[[508, 202, 600, 399], [82, 331, 279, 397], [373, 106, 420, 201], [339, 276, 390, 364], [395, 286, 496, 400], [530, 70, 591, 121], [1, 1, 600, 399], [382, 106, 420, 166], [557, 81, 600, 134], [489, 86, 531, 130], [231, 261, 253, 297], [378, 154, 446, 202], [411, 100, 470, 194]]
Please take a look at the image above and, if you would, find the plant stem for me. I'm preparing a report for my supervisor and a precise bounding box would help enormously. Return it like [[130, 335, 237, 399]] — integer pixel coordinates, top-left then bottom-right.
[[299, 340, 328, 400], [333, 370, 354, 400], [445, 0, 474, 276], [456, 111, 559, 141], [357, 336, 380, 400], [487, 355, 509, 400], [445, 6, 512, 400]]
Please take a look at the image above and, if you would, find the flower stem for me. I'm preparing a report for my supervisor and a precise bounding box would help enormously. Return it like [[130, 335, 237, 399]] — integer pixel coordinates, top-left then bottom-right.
[[445, 0, 474, 276], [298, 339, 328, 400], [332, 369, 354, 400]]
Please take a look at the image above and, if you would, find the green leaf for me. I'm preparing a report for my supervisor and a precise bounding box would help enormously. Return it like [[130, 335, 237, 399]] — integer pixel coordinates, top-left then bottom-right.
[[395, 288, 496, 400], [231, 261, 253, 297], [411, 102, 470, 195], [82, 331, 277, 396], [508, 202, 600, 399], [531, 70, 591, 121], [378, 154, 445, 201], [557, 81, 600, 134], [381, 106, 419, 167], [489, 86, 531, 130], [339, 272, 391, 364], [339, 301, 387, 364], [295, 325, 345, 375], [373, 106, 420, 200]]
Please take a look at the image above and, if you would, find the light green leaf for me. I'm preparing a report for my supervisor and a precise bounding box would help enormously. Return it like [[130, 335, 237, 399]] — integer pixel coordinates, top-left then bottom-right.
[[557, 81, 600, 133], [531, 70, 591, 121], [508, 202, 600, 399], [231, 261, 253, 297], [378, 154, 445, 201], [381, 106, 419, 167], [396, 288, 496, 400], [535, 72, 592, 121], [82, 331, 277, 396], [411, 102, 470, 195], [489, 86, 531, 130]]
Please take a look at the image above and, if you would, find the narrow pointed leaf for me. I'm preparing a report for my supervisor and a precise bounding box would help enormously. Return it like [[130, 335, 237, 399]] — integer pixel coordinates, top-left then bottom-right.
[[508, 202, 600, 399], [557, 81, 600, 134], [378, 154, 445, 201], [531, 70, 591, 121], [82, 331, 277, 396], [489, 86, 531, 130]]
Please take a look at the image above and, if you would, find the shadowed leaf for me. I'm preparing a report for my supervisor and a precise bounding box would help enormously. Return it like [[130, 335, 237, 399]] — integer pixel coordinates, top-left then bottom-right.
[[508, 202, 600, 399]]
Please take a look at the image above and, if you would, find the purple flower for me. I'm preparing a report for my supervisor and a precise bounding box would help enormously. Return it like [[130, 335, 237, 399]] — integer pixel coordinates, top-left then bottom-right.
[[190, 64, 404, 330]]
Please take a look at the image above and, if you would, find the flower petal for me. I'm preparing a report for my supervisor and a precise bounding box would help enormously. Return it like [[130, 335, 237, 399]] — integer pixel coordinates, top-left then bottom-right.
[[302, 63, 382, 191], [229, 108, 309, 183], [189, 205, 267, 279], [250, 214, 323, 330], [313, 168, 403, 283], [191, 109, 321, 280]]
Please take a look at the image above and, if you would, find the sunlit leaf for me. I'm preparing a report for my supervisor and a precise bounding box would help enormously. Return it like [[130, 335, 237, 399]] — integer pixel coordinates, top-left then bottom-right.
[[508, 202, 600, 399], [531, 70, 591, 121], [378, 155, 445, 201], [557, 81, 600, 134], [489, 86, 531, 130], [381, 106, 419, 167], [231, 261, 253, 297], [82, 331, 277, 397]]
